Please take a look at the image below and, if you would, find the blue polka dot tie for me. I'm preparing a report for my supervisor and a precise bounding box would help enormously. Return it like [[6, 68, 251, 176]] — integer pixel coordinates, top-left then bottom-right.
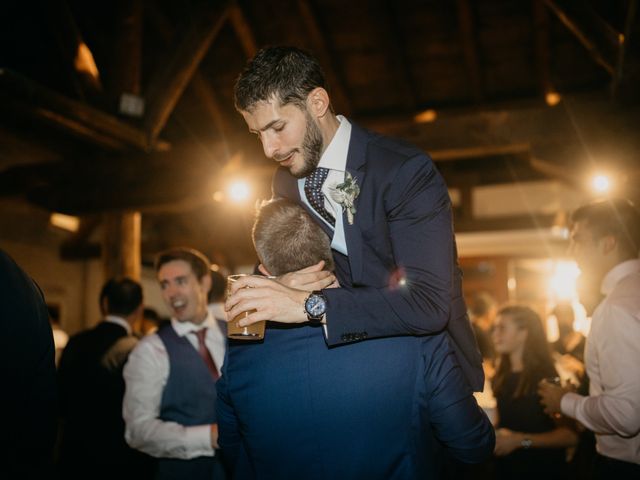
[[304, 167, 335, 227]]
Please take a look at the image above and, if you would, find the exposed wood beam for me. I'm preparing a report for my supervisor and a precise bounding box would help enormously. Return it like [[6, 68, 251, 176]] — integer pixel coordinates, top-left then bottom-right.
[[228, 2, 258, 58], [111, 0, 143, 98], [456, 0, 483, 103], [146, 3, 233, 159], [144, 1, 230, 144], [0, 69, 168, 151], [612, 0, 638, 98], [543, 0, 615, 76], [296, 0, 352, 115], [382, 0, 418, 111]]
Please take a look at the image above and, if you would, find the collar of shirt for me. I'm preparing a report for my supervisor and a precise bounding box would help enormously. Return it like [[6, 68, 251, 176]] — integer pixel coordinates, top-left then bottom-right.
[[600, 258, 640, 296], [104, 315, 132, 335], [170, 311, 216, 337], [316, 115, 351, 172]]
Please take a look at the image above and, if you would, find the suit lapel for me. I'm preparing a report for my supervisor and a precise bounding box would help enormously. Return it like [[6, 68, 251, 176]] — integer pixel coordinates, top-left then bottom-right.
[[342, 122, 369, 285]]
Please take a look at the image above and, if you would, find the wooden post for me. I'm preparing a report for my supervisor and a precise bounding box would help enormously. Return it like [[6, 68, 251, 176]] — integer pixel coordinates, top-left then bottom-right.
[[103, 0, 143, 281], [103, 212, 141, 280]]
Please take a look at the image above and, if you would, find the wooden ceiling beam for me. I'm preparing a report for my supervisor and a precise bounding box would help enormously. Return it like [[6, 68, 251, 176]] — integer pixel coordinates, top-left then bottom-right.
[[0, 69, 167, 151], [296, 0, 352, 116], [543, 0, 615, 76], [612, 0, 639, 99], [143, 1, 230, 145], [456, 0, 483, 103], [228, 2, 258, 58], [146, 3, 233, 161]]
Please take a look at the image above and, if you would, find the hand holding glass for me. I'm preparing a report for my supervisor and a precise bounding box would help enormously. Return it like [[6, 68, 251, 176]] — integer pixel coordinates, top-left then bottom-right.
[[226, 274, 265, 340]]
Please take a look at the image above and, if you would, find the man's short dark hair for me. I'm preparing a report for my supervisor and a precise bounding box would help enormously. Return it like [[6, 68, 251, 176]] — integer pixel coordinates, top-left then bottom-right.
[[208, 269, 226, 303], [253, 198, 334, 276], [100, 277, 143, 317], [571, 198, 640, 258], [154, 248, 211, 280], [234, 45, 327, 112]]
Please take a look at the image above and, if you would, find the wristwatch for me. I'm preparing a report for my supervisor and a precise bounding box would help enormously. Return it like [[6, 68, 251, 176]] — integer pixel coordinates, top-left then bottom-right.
[[304, 290, 327, 323], [521, 437, 533, 449]]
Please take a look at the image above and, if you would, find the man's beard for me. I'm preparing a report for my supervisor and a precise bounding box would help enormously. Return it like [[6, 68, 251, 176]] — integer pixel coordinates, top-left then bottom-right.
[[290, 111, 323, 179]]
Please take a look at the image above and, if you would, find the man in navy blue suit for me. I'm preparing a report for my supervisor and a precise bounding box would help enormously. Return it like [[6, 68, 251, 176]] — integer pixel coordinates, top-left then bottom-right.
[[220, 46, 494, 479]]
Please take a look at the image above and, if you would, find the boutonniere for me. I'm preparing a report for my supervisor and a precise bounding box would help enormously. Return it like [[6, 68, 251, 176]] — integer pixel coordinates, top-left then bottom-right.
[[329, 171, 360, 225]]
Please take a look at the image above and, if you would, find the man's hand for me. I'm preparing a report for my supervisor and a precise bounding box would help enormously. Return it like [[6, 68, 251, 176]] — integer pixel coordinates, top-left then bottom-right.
[[210, 423, 219, 449], [538, 379, 572, 417], [225, 275, 317, 326], [494, 428, 523, 456], [259, 260, 336, 291]]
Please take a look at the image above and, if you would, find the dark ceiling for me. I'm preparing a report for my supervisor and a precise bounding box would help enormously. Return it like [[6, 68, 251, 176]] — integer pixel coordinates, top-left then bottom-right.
[[1, 0, 639, 266]]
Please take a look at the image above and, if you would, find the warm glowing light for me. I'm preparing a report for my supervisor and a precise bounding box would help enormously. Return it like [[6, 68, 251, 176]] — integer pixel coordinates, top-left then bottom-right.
[[548, 261, 580, 302], [212, 191, 225, 202], [592, 174, 610, 193], [413, 109, 437, 123], [545, 91, 562, 106], [228, 181, 250, 202], [50, 213, 80, 232]]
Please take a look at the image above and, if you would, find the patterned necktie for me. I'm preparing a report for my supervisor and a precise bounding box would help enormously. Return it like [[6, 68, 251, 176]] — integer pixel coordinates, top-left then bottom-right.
[[194, 328, 219, 380], [304, 167, 335, 227]]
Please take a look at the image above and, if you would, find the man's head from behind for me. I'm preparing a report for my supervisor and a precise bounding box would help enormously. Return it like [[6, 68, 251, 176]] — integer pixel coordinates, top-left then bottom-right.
[[155, 248, 212, 325], [253, 198, 334, 276], [99, 277, 143, 320], [234, 46, 330, 178], [570, 199, 640, 277]]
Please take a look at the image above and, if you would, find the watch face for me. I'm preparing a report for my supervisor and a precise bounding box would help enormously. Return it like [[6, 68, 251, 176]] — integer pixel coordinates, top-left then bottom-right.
[[305, 294, 326, 317]]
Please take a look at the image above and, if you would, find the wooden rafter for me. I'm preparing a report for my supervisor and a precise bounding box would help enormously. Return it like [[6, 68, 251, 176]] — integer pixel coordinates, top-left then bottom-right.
[[456, 0, 483, 103], [228, 2, 258, 58], [296, 0, 352, 115], [144, 1, 230, 145], [0, 69, 167, 151], [613, 0, 638, 98], [146, 3, 233, 159], [544, 0, 615, 76]]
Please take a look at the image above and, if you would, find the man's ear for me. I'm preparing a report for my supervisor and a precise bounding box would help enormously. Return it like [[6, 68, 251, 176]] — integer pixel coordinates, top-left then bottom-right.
[[258, 264, 272, 277], [307, 87, 330, 118], [600, 234, 617, 255], [201, 273, 212, 295]]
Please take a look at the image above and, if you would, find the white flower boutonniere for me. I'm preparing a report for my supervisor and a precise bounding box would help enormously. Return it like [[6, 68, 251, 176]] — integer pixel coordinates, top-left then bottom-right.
[[329, 171, 360, 225]]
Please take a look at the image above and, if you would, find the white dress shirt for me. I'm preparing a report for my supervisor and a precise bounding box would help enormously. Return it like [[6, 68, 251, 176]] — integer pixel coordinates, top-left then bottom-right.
[[104, 314, 132, 334], [561, 259, 640, 464], [122, 312, 226, 459], [298, 115, 352, 255]]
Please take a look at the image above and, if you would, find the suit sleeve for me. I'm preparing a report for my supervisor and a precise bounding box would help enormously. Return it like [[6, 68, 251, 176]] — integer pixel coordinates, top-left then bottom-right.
[[323, 153, 455, 344], [423, 334, 495, 463]]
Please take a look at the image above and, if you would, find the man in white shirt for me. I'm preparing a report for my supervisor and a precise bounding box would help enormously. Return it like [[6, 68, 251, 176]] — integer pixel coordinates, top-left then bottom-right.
[[539, 199, 640, 477], [123, 248, 226, 480]]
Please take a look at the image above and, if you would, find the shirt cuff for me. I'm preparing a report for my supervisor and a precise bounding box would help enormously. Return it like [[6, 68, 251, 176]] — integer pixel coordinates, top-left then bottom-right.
[[187, 424, 215, 457], [560, 391, 582, 419]]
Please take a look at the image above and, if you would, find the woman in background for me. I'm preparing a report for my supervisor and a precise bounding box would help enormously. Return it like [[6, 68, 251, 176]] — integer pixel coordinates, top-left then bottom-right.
[[491, 305, 578, 480]]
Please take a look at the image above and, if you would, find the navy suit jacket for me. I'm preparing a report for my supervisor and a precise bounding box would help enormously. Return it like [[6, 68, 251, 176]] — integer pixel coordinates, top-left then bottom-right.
[[273, 121, 484, 391], [217, 122, 494, 479]]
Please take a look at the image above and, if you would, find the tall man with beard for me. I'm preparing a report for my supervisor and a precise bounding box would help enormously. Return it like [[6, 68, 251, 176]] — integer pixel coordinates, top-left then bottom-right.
[[123, 248, 226, 480], [220, 46, 493, 479]]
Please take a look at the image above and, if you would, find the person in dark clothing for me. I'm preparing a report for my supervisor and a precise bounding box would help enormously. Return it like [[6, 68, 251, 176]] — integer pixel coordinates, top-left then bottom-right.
[[57, 277, 153, 480], [491, 305, 578, 480], [0, 249, 57, 478]]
